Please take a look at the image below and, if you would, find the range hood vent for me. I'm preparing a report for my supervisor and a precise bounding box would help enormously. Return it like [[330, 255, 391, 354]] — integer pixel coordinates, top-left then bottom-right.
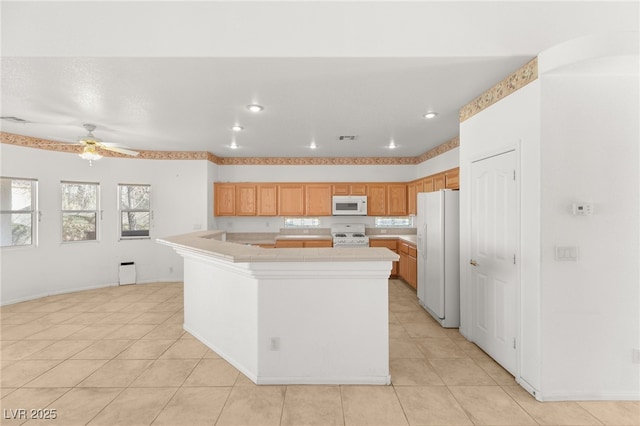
[[337, 135, 358, 141]]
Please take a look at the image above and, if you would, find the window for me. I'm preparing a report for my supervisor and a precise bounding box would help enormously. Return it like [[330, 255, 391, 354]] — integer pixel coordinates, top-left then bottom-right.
[[374, 217, 412, 227], [61, 181, 99, 242], [1, 177, 37, 247], [283, 217, 321, 228], [118, 184, 151, 239]]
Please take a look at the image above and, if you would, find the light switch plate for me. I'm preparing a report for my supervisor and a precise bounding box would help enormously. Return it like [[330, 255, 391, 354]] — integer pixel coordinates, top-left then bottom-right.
[[555, 246, 578, 261]]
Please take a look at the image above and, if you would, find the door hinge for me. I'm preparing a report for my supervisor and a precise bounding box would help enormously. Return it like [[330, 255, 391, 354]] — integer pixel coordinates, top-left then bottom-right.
[[513, 254, 516, 264], [513, 170, 516, 181], [513, 338, 517, 349]]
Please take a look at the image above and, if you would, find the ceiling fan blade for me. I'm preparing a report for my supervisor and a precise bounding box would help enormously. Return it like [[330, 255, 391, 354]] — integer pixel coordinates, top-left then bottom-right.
[[101, 145, 140, 156]]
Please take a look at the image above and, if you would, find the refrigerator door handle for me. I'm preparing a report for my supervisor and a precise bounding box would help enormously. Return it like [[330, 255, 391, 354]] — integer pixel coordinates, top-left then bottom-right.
[[420, 224, 427, 259]]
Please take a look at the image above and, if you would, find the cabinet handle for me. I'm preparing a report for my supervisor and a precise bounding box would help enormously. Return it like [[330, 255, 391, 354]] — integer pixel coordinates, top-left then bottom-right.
[[469, 259, 479, 267]]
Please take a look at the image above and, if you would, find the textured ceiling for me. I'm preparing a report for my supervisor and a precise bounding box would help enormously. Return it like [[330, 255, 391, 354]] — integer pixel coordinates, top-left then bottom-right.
[[1, 1, 637, 158]]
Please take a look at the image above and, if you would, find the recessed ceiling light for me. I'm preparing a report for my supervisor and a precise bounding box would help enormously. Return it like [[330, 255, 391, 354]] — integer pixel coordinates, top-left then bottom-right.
[[388, 140, 397, 149], [309, 141, 317, 150], [423, 112, 438, 119], [246, 104, 264, 113], [231, 125, 244, 132], [229, 141, 238, 149]]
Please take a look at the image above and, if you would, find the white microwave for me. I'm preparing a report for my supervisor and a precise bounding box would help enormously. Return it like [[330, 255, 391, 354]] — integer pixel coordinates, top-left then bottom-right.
[[332, 195, 368, 216]]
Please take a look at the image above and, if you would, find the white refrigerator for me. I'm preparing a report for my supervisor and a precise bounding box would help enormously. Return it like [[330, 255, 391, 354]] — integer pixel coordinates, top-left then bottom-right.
[[416, 190, 460, 328]]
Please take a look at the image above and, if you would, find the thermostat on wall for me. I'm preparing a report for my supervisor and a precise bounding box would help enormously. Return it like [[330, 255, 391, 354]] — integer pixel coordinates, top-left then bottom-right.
[[572, 203, 593, 216]]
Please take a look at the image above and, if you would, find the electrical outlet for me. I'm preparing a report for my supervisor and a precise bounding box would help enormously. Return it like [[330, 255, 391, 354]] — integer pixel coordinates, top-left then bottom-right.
[[169, 266, 173, 273], [303, 229, 309, 234], [270, 337, 280, 351], [380, 229, 387, 234], [633, 349, 640, 364]]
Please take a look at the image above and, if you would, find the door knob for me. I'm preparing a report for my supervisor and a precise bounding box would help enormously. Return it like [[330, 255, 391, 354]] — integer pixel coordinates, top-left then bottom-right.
[[469, 259, 478, 266]]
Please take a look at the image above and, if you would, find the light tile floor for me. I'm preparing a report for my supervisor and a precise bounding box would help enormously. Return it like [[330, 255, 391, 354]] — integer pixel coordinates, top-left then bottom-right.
[[1, 279, 638, 426]]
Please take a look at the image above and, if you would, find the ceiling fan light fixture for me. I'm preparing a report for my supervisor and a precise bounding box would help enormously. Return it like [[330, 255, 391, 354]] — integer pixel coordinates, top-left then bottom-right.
[[388, 140, 397, 149], [309, 141, 317, 150], [231, 125, 244, 132], [79, 144, 102, 161], [246, 104, 264, 113], [229, 141, 239, 149]]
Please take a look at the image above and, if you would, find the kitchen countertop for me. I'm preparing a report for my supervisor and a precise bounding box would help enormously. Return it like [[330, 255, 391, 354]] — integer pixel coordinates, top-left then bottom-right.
[[157, 231, 399, 263], [369, 234, 417, 245], [225, 231, 416, 245]]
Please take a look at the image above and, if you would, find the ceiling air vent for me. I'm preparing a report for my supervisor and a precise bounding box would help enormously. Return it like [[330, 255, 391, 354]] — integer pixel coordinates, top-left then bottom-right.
[[337, 135, 358, 141], [0, 116, 29, 123]]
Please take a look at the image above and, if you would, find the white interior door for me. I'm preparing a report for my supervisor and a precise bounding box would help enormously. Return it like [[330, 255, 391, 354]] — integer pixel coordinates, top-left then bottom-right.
[[470, 150, 518, 375]]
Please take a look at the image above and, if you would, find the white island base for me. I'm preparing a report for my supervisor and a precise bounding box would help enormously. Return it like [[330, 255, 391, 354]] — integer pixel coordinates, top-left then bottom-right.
[[158, 231, 397, 385]]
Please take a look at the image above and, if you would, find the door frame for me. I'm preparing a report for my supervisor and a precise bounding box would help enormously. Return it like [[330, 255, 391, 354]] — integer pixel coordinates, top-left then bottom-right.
[[463, 142, 522, 380]]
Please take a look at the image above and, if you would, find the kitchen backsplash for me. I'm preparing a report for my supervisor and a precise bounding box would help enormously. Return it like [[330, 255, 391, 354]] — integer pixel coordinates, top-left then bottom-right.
[[215, 216, 416, 234]]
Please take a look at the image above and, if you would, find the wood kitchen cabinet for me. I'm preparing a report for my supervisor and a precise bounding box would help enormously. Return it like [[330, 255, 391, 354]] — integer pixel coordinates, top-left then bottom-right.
[[422, 177, 434, 193], [444, 168, 460, 189], [236, 184, 257, 216], [387, 184, 408, 216], [408, 182, 418, 215], [366, 184, 387, 216], [350, 184, 367, 195], [302, 239, 333, 248], [278, 184, 305, 216], [306, 184, 333, 216], [274, 239, 332, 248], [257, 184, 278, 216], [398, 241, 409, 282], [407, 244, 417, 289], [369, 238, 398, 276], [214, 183, 236, 216], [433, 174, 446, 191], [332, 183, 367, 196]]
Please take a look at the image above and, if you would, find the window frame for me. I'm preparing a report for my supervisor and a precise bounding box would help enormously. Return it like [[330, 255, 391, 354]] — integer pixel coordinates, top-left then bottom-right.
[[374, 216, 413, 228], [0, 177, 38, 248], [60, 180, 101, 243], [117, 183, 152, 240], [283, 217, 321, 228]]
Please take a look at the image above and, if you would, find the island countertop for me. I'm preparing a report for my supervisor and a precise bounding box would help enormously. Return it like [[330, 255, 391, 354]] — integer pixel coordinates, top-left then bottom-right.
[[157, 230, 399, 263]]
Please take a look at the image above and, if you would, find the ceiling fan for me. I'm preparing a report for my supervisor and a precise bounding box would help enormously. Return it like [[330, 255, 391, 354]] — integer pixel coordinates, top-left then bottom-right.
[[76, 123, 140, 163]]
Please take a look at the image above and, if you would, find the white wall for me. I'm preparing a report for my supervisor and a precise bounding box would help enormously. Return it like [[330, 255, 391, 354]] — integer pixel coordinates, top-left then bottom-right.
[[415, 147, 460, 179], [0, 144, 211, 304], [459, 81, 542, 392], [460, 32, 639, 400], [538, 69, 639, 399], [217, 164, 415, 183]]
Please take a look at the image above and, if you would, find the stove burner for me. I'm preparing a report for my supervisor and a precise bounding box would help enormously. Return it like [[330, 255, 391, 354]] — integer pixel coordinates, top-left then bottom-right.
[[352, 233, 365, 237], [334, 233, 347, 237]]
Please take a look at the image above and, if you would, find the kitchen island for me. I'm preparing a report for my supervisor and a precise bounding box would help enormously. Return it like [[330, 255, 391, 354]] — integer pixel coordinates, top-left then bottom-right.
[[157, 230, 398, 385]]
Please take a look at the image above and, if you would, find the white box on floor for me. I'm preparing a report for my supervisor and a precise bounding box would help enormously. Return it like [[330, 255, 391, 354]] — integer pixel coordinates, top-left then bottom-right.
[[119, 262, 136, 285]]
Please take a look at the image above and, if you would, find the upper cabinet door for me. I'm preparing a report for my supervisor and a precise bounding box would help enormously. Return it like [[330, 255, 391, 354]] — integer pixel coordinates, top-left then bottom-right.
[[407, 182, 417, 216], [445, 168, 460, 189], [214, 183, 235, 216], [433, 174, 445, 191], [422, 177, 434, 193], [349, 184, 367, 195], [332, 184, 350, 195], [278, 184, 306, 216], [367, 184, 387, 216], [306, 184, 333, 216], [236, 184, 257, 216], [257, 184, 278, 216], [387, 184, 407, 216]]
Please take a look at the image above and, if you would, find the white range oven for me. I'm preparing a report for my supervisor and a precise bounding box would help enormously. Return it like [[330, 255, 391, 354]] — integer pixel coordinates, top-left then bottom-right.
[[331, 223, 369, 248]]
